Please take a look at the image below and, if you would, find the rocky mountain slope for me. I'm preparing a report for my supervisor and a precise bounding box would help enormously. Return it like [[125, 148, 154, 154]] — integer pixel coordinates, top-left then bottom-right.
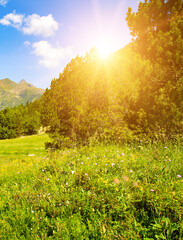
[[0, 78, 44, 109]]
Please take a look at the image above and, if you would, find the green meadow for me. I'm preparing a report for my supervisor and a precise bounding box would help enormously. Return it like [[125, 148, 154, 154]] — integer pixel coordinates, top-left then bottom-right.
[[0, 134, 182, 239]]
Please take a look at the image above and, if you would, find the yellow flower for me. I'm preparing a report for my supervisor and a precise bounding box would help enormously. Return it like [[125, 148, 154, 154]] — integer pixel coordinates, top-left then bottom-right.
[[139, 186, 143, 191]]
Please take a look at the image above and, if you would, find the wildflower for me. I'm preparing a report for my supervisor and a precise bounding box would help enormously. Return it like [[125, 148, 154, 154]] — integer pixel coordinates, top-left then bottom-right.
[[46, 178, 50, 181], [87, 157, 89, 160], [81, 162, 83, 164], [111, 163, 115, 167], [139, 186, 143, 191], [122, 153, 124, 156], [164, 147, 167, 149], [150, 189, 155, 192], [71, 171, 74, 174], [28, 154, 35, 157], [121, 160, 123, 162], [105, 168, 107, 172], [114, 178, 120, 184], [95, 163, 97, 165], [42, 169, 45, 172], [85, 173, 88, 176], [130, 170, 133, 173], [134, 182, 138, 187], [95, 156, 97, 158], [177, 175, 181, 178], [123, 176, 129, 181], [65, 182, 68, 186]]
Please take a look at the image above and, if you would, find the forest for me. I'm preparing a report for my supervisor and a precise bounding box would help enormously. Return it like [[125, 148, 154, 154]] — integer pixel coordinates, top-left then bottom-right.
[[42, 0, 183, 148]]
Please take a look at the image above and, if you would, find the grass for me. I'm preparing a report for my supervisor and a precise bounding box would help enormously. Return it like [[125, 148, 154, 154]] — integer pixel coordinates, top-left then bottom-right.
[[0, 135, 182, 239]]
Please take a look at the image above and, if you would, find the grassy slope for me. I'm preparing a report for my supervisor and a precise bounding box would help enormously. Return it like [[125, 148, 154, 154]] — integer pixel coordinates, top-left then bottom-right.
[[0, 135, 182, 239]]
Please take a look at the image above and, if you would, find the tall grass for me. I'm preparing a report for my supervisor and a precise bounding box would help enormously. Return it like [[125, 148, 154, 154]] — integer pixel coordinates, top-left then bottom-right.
[[0, 135, 182, 239]]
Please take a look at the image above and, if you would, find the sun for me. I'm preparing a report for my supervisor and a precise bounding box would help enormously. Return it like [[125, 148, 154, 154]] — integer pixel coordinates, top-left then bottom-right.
[[96, 39, 114, 59]]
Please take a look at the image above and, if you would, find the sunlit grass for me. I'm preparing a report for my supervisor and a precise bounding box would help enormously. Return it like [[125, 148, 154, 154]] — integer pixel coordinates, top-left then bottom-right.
[[0, 135, 182, 239], [0, 134, 49, 177]]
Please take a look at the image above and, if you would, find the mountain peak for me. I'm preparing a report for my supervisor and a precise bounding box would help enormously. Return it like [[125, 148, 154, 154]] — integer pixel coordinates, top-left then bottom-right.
[[0, 78, 45, 110], [0, 78, 17, 90], [19, 79, 27, 84]]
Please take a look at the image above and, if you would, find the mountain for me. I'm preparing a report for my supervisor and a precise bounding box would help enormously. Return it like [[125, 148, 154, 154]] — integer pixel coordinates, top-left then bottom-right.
[[0, 78, 45, 110]]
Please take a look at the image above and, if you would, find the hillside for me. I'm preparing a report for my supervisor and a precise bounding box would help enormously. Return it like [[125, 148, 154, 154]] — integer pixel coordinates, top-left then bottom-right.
[[0, 78, 44, 109]]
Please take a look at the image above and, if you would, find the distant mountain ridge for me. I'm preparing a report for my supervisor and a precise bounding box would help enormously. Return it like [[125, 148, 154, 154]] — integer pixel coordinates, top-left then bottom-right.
[[0, 78, 44, 110]]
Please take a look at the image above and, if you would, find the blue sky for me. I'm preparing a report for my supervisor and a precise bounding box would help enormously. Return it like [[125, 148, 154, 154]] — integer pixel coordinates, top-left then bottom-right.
[[0, 0, 139, 88]]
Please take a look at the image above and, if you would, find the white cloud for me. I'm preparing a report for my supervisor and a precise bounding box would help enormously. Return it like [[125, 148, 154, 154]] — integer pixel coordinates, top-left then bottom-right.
[[24, 41, 30, 47], [0, 12, 58, 37], [0, 0, 8, 6], [23, 14, 58, 37], [0, 11, 24, 29], [32, 41, 72, 68]]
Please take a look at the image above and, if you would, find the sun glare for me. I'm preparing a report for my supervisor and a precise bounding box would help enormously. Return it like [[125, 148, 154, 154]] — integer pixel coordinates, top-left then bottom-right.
[[96, 39, 114, 59]]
